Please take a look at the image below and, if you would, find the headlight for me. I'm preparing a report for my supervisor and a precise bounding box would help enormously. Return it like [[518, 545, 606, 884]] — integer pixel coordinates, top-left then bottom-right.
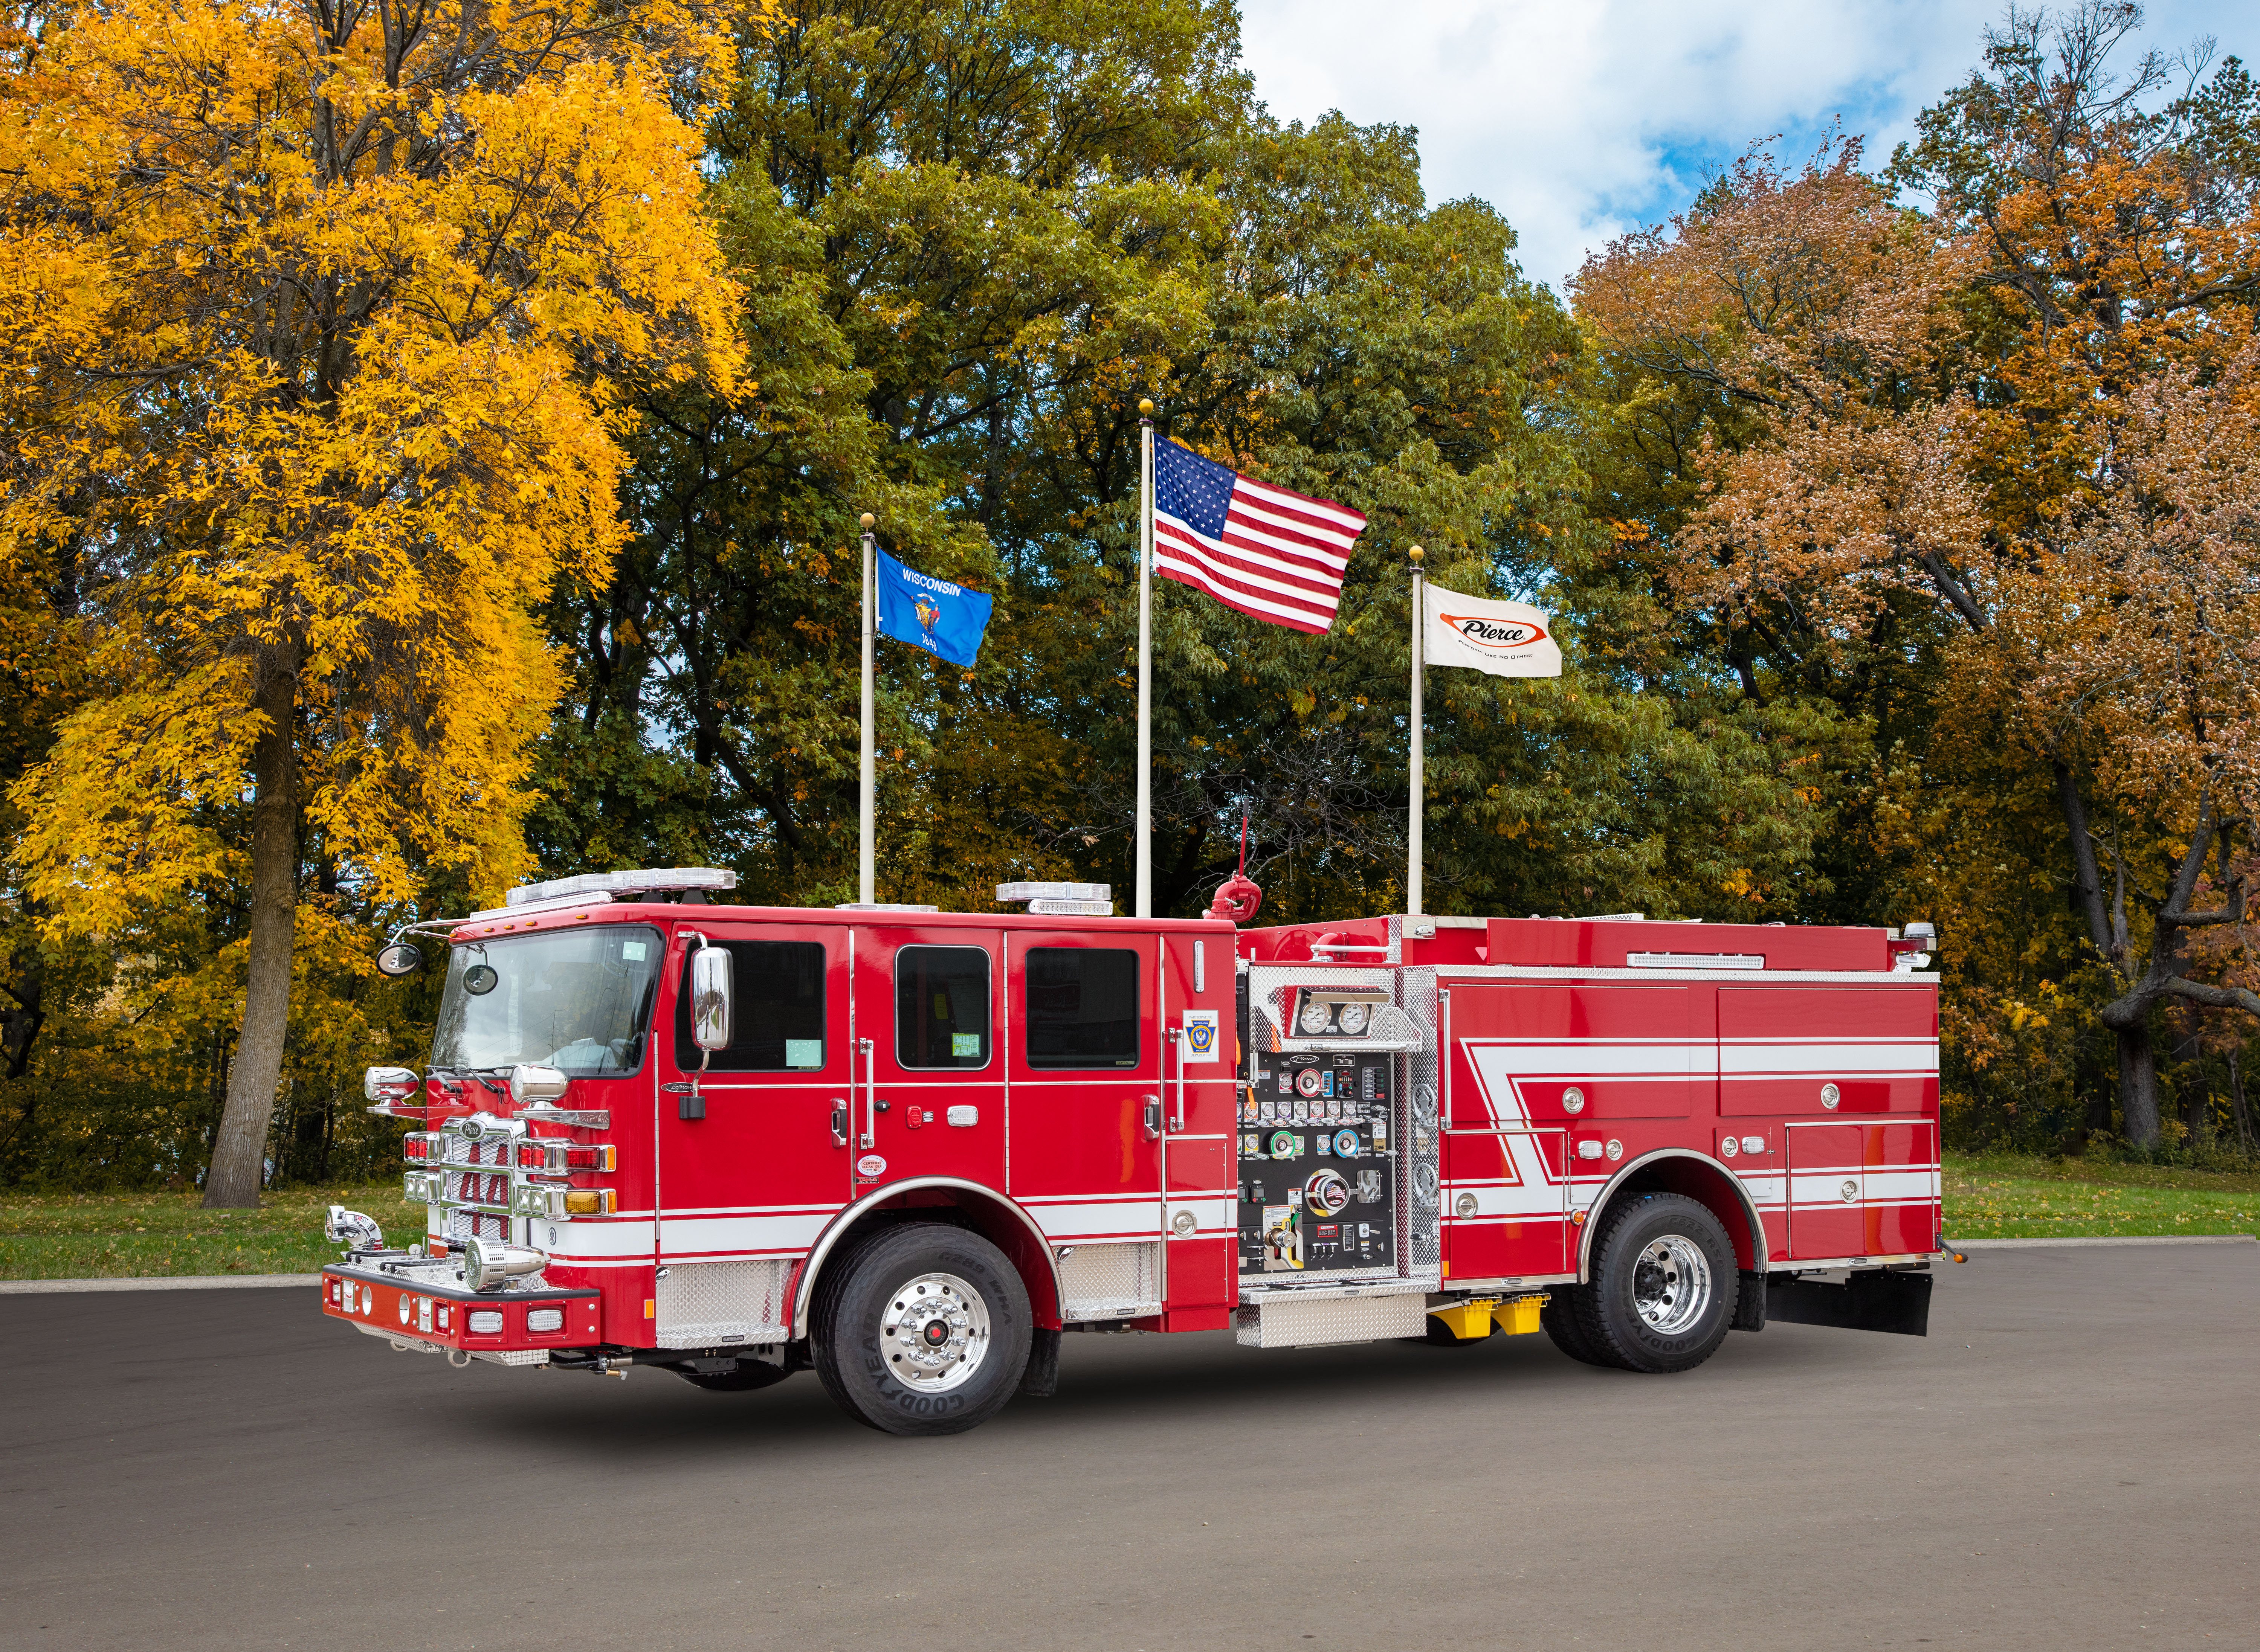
[[1298, 998, 1334, 1035], [1335, 1001, 1370, 1035]]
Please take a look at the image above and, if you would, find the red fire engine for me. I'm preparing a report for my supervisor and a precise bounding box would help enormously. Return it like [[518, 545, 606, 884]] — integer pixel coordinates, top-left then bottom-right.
[[322, 867, 1947, 1435]]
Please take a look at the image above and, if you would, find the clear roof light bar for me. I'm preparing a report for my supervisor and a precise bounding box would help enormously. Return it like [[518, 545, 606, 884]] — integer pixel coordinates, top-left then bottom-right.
[[504, 867, 737, 908]]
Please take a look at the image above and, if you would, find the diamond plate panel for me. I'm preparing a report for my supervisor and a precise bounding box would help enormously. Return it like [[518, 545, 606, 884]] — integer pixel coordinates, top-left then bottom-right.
[[1233, 1290, 1427, 1348], [655, 1259, 791, 1349], [1058, 1241, 1161, 1320]]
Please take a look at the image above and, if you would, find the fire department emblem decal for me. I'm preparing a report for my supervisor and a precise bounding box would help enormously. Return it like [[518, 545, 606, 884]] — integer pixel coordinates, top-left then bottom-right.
[[856, 1154, 887, 1179], [1181, 1010, 1220, 1062]]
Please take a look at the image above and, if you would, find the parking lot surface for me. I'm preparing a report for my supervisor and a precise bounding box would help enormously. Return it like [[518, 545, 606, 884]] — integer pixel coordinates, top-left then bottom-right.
[[3, 1243, 2255, 1650]]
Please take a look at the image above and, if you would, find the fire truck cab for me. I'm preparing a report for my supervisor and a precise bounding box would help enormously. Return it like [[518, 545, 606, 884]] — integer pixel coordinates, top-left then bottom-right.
[[322, 869, 1945, 1435]]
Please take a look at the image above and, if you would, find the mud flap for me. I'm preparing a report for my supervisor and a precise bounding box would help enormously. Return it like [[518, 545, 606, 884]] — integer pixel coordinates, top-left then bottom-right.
[[1018, 1326, 1061, 1397], [1731, 1269, 1767, 1332], [1766, 1269, 1933, 1336]]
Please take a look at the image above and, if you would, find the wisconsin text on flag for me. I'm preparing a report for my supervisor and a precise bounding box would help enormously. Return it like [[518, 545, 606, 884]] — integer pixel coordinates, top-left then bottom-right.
[[1152, 439, 1365, 634]]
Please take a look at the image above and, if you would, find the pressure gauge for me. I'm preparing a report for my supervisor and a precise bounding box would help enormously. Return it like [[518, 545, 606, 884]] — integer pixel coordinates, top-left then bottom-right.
[[1336, 1001, 1370, 1035], [1299, 997, 1334, 1036]]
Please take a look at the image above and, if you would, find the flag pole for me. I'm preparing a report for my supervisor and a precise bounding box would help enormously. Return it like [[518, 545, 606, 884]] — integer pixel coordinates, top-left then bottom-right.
[[1407, 544, 1424, 917], [859, 511, 877, 906], [1136, 398, 1155, 919]]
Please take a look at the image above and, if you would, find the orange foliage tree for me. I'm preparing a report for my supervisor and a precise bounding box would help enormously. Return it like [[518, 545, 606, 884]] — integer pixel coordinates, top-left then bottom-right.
[[0, 0, 754, 1203], [1577, 6, 2260, 1146]]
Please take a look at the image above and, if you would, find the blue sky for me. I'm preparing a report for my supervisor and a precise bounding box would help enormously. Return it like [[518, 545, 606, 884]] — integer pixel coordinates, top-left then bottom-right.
[[1237, 0, 2246, 294]]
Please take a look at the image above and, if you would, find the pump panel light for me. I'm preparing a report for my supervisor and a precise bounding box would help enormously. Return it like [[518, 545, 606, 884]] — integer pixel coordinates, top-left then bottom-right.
[[1289, 987, 1390, 1039]]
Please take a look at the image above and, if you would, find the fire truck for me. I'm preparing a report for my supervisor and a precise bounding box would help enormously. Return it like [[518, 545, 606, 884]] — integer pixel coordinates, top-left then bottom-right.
[[321, 867, 1947, 1435]]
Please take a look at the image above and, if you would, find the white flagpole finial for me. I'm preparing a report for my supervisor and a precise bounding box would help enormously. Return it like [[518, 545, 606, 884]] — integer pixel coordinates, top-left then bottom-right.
[[859, 514, 877, 907]]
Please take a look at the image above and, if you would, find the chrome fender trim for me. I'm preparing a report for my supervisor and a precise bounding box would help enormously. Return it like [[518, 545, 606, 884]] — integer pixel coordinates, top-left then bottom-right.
[[788, 1177, 1066, 1342], [1575, 1149, 1770, 1283]]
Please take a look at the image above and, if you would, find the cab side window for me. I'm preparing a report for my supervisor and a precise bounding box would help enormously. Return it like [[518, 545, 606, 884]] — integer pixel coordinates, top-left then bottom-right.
[[672, 940, 827, 1071], [1023, 947, 1141, 1069], [896, 946, 992, 1069]]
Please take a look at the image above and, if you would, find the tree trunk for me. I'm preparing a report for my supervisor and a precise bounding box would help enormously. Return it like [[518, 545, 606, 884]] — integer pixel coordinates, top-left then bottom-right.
[[2115, 1020, 2161, 1151], [202, 647, 299, 1208], [2231, 1049, 2254, 1154]]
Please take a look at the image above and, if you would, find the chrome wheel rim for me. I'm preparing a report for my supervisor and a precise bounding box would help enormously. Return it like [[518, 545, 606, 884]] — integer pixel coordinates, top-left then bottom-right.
[[1631, 1235, 1712, 1335], [881, 1272, 991, 1393]]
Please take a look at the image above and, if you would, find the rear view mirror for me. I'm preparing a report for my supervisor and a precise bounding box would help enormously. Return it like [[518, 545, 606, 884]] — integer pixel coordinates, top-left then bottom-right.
[[690, 944, 734, 1053], [376, 942, 423, 976], [364, 1066, 420, 1103]]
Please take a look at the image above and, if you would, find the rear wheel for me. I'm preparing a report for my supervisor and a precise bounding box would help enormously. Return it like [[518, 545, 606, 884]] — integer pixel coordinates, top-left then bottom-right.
[[1568, 1193, 1738, 1374], [812, 1222, 1032, 1436]]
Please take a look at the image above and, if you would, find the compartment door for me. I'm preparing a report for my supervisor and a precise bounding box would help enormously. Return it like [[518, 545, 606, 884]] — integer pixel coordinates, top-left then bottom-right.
[[1441, 1128, 1570, 1282], [1449, 984, 1693, 1124]]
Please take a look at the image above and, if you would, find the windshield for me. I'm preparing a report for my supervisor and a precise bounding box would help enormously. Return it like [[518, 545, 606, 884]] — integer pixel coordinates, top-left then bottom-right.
[[429, 925, 663, 1076]]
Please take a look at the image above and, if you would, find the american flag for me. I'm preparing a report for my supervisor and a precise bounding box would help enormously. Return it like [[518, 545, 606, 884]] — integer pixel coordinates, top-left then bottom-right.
[[1151, 439, 1365, 635]]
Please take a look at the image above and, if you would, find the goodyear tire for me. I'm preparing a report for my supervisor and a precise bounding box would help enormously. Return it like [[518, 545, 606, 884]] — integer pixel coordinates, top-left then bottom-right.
[[812, 1222, 1032, 1436], [1568, 1193, 1738, 1374], [1539, 1284, 1612, 1367]]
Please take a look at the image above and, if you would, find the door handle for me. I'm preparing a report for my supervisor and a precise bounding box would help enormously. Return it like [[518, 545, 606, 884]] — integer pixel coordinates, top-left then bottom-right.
[[859, 1038, 876, 1149], [1141, 1096, 1162, 1141], [1167, 1025, 1186, 1132], [830, 1101, 849, 1147]]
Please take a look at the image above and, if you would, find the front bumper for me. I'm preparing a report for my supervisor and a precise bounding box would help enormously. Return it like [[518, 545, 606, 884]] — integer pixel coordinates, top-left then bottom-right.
[[321, 1258, 603, 1364]]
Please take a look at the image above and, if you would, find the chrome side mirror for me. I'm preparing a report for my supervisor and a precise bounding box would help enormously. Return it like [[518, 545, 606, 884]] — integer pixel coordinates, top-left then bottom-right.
[[508, 1064, 569, 1106], [364, 1066, 420, 1103], [375, 941, 423, 976], [690, 944, 733, 1053]]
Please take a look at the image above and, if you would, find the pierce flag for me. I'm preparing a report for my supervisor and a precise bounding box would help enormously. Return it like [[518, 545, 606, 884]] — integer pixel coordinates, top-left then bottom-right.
[[1151, 438, 1365, 634], [1422, 583, 1561, 677], [874, 548, 993, 669]]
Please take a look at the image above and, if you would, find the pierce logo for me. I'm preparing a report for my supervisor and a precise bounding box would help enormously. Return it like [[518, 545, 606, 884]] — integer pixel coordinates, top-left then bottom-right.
[[1442, 613, 1549, 651]]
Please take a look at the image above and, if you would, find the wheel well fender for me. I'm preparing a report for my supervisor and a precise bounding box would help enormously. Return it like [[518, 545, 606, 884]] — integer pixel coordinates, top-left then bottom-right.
[[1576, 1150, 1767, 1280], [789, 1178, 1063, 1339]]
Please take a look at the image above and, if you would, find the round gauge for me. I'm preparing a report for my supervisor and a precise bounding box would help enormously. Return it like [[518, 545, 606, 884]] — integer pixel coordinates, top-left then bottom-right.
[[1305, 1169, 1352, 1216], [1327, 1098, 1343, 1122], [1269, 1130, 1299, 1159], [1291, 1099, 1309, 1123], [1333, 1128, 1360, 1158], [1299, 998, 1334, 1036], [1295, 1068, 1324, 1098], [1258, 1100, 1276, 1124], [1336, 1001, 1370, 1035]]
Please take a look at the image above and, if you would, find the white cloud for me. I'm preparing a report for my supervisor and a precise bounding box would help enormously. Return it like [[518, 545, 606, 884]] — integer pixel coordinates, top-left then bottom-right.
[[1237, 0, 2241, 294]]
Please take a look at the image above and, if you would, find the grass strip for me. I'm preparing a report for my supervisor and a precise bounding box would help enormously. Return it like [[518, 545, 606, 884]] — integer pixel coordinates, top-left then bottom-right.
[[0, 1186, 425, 1280], [3, 1152, 2255, 1279]]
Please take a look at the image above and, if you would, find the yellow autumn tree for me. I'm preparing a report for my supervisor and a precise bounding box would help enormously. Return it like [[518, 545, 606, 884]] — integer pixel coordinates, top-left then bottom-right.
[[0, 0, 756, 1204]]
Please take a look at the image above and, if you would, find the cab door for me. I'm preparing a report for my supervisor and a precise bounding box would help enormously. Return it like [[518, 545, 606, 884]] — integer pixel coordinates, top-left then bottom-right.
[[848, 925, 1006, 1194], [656, 922, 852, 1265], [1005, 931, 1165, 1255]]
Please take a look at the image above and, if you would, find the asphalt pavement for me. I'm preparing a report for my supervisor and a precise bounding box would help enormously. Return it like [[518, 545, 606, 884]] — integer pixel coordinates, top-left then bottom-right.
[[3, 1244, 2255, 1651]]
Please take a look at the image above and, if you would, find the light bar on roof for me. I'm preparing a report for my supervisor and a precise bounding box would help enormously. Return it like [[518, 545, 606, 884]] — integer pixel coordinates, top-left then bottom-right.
[[504, 867, 736, 907], [997, 881, 1111, 904]]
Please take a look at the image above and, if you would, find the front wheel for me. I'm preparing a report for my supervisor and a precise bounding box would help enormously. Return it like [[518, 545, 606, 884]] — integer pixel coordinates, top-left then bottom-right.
[[811, 1222, 1032, 1436], [1564, 1193, 1738, 1374]]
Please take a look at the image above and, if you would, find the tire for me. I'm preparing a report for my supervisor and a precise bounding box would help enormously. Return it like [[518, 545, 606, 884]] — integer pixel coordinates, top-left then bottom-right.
[[811, 1222, 1032, 1436], [1539, 1283, 1614, 1367], [1568, 1193, 1739, 1374], [675, 1359, 792, 1392]]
